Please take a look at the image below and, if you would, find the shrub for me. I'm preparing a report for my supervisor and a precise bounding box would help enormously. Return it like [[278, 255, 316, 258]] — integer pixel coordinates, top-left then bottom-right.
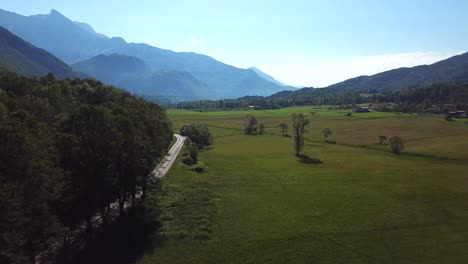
[[378, 135, 387, 145], [321, 127, 333, 142], [180, 123, 213, 149], [181, 154, 194, 165]]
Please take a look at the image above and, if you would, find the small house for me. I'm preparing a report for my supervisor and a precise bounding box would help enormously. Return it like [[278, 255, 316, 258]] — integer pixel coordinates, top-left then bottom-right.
[[353, 106, 370, 113]]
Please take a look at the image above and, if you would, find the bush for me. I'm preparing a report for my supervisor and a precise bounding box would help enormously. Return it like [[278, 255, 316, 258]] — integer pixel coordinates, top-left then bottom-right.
[[181, 154, 194, 165], [378, 135, 387, 145], [180, 123, 213, 149]]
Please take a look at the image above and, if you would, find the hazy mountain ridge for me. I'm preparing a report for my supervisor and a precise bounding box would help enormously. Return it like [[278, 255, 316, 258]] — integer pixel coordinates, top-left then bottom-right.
[[0, 8, 126, 63], [328, 52, 468, 91], [72, 53, 207, 101], [0, 8, 286, 100], [0, 26, 80, 78], [249, 67, 285, 86]]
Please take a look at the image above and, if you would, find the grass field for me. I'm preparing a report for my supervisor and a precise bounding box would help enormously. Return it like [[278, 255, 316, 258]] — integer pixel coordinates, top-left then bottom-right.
[[137, 107, 468, 264]]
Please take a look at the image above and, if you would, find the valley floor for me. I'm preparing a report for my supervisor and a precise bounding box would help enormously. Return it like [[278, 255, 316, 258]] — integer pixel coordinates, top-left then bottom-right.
[[137, 107, 468, 264]]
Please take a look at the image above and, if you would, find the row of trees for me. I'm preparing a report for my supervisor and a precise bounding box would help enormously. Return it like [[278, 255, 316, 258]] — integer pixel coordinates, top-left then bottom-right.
[[171, 83, 468, 114], [0, 73, 173, 264]]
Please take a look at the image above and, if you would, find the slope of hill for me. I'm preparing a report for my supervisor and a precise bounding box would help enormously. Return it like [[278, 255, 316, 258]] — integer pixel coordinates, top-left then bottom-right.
[[249, 67, 285, 86], [0, 8, 285, 99], [72, 54, 207, 102], [328, 52, 468, 91], [0, 26, 78, 78]]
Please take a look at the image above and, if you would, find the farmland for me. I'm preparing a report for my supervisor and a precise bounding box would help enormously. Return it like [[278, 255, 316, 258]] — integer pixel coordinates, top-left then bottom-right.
[[139, 107, 468, 264]]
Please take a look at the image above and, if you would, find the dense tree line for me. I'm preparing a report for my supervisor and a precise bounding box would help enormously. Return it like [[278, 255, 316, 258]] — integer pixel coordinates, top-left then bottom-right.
[[0, 72, 173, 264], [170, 83, 468, 113]]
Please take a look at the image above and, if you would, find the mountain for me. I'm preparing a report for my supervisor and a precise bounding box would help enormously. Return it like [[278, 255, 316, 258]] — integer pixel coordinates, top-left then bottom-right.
[[0, 8, 285, 100], [72, 54, 207, 102], [249, 67, 285, 86], [328, 52, 468, 91], [0, 26, 79, 78], [107, 43, 286, 98], [0, 9, 127, 63]]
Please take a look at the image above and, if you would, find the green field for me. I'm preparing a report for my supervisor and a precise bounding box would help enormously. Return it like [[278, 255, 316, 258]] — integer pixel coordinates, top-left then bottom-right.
[[138, 107, 468, 264]]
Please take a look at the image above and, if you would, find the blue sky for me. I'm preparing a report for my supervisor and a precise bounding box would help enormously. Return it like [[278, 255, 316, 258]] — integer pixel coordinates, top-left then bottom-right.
[[1, 0, 467, 86]]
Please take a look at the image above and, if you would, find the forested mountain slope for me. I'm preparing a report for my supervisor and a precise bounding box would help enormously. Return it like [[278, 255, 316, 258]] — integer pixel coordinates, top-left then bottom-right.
[[0, 26, 79, 78], [328, 52, 468, 91]]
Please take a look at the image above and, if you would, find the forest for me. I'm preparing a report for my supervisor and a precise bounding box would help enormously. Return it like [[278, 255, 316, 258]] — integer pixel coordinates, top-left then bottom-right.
[[0, 72, 173, 264]]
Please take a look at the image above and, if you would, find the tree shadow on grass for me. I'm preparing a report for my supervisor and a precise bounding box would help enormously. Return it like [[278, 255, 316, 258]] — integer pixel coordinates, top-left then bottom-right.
[[71, 201, 164, 264], [399, 151, 466, 162], [297, 154, 322, 164]]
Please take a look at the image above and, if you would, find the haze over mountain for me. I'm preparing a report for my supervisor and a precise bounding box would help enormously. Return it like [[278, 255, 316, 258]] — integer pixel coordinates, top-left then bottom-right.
[[249, 67, 286, 86], [72, 54, 207, 101], [0, 26, 79, 78], [176, 51, 468, 108], [0, 8, 288, 101]]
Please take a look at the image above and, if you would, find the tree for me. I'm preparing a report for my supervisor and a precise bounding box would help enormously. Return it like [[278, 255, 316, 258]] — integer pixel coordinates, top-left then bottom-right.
[[278, 123, 288, 136], [291, 113, 309, 156], [321, 128, 332, 142], [181, 138, 198, 165], [180, 123, 213, 149], [388, 136, 404, 154], [378, 135, 387, 144], [0, 72, 174, 263], [244, 115, 258, 135]]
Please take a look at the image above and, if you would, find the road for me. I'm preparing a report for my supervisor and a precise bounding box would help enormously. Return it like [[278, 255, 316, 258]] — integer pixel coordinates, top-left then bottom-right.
[[36, 134, 185, 264], [149, 133, 186, 179]]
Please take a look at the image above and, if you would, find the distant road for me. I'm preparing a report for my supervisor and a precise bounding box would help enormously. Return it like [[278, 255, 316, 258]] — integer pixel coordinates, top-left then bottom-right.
[[150, 134, 186, 179], [36, 134, 185, 264]]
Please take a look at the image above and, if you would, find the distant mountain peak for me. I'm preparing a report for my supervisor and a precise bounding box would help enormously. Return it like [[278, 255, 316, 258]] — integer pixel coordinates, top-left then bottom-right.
[[49, 9, 69, 20]]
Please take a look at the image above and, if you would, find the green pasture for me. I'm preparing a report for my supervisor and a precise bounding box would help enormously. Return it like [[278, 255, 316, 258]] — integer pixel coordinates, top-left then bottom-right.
[[138, 107, 468, 264]]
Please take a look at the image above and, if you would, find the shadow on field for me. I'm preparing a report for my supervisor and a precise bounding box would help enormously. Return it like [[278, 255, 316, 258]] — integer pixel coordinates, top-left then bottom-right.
[[71, 200, 163, 264], [400, 152, 465, 161], [297, 154, 322, 164]]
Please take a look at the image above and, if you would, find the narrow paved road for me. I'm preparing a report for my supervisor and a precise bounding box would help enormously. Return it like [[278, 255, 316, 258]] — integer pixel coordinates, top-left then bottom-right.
[[150, 134, 186, 179], [36, 134, 185, 264]]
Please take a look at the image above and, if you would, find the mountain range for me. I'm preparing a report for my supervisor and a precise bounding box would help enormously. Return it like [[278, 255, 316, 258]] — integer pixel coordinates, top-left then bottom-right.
[[72, 54, 207, 101], [0, 8, 467, 104], [327, 52, 468, 92], [0, 8, 290, 101]]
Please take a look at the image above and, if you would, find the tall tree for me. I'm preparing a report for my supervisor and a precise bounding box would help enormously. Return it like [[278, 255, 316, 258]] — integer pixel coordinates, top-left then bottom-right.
[[291, 113, 309, 156]]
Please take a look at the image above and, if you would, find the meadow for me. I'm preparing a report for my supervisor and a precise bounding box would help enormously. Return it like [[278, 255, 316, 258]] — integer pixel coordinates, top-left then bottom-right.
[[138, 107, 468, 264]]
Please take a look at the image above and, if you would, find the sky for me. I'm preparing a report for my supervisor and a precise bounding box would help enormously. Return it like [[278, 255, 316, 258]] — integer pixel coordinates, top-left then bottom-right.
[[1, 0, 467, 87]]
